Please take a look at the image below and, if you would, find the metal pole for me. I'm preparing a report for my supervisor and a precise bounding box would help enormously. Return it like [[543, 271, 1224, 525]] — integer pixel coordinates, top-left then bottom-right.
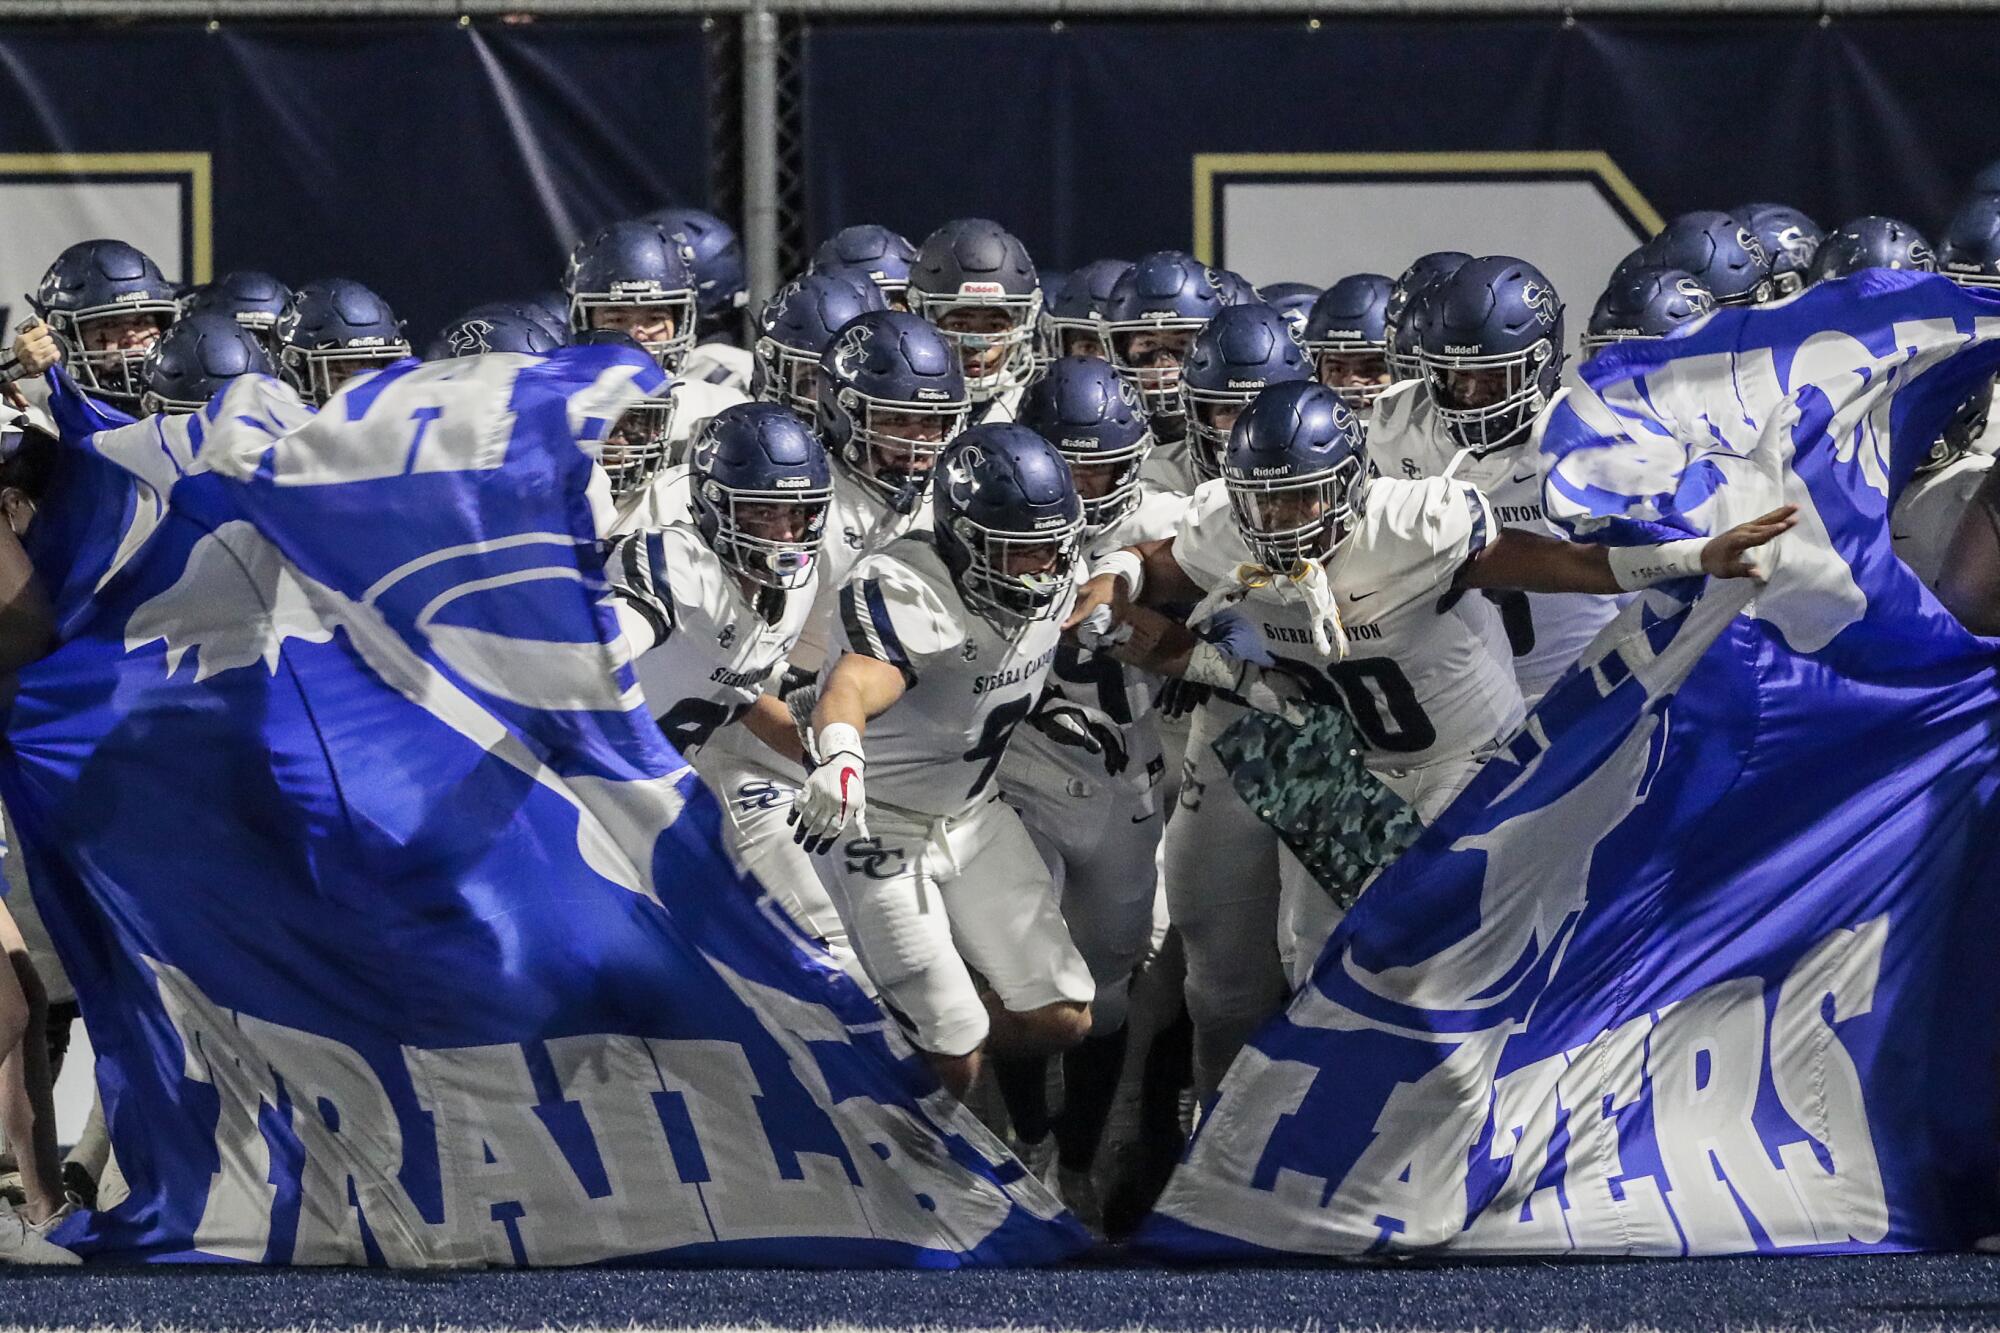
[[740, 4, 781, 311]]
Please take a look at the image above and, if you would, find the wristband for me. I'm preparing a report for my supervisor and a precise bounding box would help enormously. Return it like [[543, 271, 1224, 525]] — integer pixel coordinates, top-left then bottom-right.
[[1607, 539, 1708, 591], [1093, 549, 1144, 600], [812, 721, 863, 765]]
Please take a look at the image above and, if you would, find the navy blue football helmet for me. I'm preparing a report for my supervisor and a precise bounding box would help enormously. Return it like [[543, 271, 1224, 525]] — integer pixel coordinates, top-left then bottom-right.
[[139, 312, 277, 416], [1211, 268, 1259, 308], [907, 218, 1042, 401], [1582, 267, 1715, 358], [1222, 381, 1366, 571], [816, 310, 969, 511], [1417, 255, 1565, 455], [34, 239, 181, 405], [179, 270, 289, 338], [752, 272, 887, 419], [1257, 281, 1322, 338], [563, 219, 700, 371], [1645, 211, 1772, 307], [1303, 273, 1394, 411], [645, 206, 747, 328], [426, 310, 565, 360], [1383, 251, 1472, 382], [1809, 216, 1936, 284], [813, 224, 918, 308], [1736, 203, 1823, 298], [1038, 258, 1130, 367], [458, 296, 571, 348], [1100, 251, 1230, 416], [274, 278, 411, 406], [688, 402, 832, 591], [571, 329, 678, 496], [1179, 303, 1313, 481], [1938, 197, 2000, 289], [932, 422, 1084, 631], [1019, 354, 1153, 530]]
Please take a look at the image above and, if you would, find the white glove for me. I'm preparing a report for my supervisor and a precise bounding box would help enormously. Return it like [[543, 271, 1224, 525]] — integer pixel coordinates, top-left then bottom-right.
[[1071, 602, 1133, 654], [791, 722, 867, 854], [1183, 640, 1311, 727], [1264, 560, 1347, 661]]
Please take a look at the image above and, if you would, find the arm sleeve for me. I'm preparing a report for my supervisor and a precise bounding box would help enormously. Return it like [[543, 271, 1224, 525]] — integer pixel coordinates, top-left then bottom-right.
[[830, 556, 961, 688], [604, 530, 674, 653]]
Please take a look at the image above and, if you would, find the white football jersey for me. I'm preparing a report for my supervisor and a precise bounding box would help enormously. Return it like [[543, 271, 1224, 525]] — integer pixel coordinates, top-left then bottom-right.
[[1893, 451, 1995, 590], [1139, 430, 1200, 496], [972, 385, 1024, 426], [827, 533, 1072, 819], [1366, 381, 1618, 699], [788, 466, 933, 676], [603, 461, 693, 538], [679, 341, 754, 396], [669, 377, 750, 450], [607, 523, 817, 756], [1004, 485, 1189, 799], [1171, 476, 1524, 770]]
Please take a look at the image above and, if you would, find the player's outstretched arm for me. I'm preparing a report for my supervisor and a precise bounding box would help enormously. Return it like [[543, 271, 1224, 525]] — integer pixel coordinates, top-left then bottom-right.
[[1939, 467, 2000, 636], [739, 692, 807, 766], [1063, 537, 1205, 633], [792, 651, 907, 853], [1455, 507, 1799, 595]]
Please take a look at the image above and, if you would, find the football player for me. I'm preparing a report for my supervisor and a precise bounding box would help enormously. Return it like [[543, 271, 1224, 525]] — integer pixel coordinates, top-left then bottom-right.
[[1580, 267, 1716, 360], [1644, 211, 1774, 307], [907, 219, 1043, 417], [647, 206, 754, 392], [33, 240, 181, 412], [178, 270, 290, 344], [1302, 273, 1394, 412], [273, 279, 411, 407], [790, 424, 1095, 1099], [1255, 281, 1322, 339], [1179, 303, 1313, 482], [686, 312, 970, 992], [605, 403, 856, 972], [1810, 216, 1937, 282], [1100, 251, 1230, 490], [424, 310, 566, 360], [1381, 252, 1471, 384], [1071, 380, 1795, 1093], [137, 313, 280, 415], [813, 223, 919, 310], [1735, 203, 1823, 298], [750, 271, 887, 422], [570, 329, 686, 534], [1038, 259, 1131, 368], [997, 355, 1181, 1219]]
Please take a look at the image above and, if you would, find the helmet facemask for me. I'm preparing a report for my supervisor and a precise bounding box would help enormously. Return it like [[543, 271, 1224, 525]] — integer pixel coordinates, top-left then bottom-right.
[[569, 290, 698, 373], [1309, 340, 1392, 412], [1180, 380, 1260, 483], [1423, 338, 1559, 455], [696, 480, 831, 590], [919, 293, 1041, 400], [56, 303, 177, 404], [946, 512, 1082, 632], [601, 392, 678, 500], [753, 335, 824, 420], [282, 342, 410, 407], [1225, 455, 1364, 573], [1057, 433, 1151, 531], [1104, 319, 1200, 416], [830, 384, 968, 512]]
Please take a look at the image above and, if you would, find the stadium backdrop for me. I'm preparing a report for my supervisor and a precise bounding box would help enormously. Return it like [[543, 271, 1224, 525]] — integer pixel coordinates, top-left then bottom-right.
[[0, 14, 1990, 358]]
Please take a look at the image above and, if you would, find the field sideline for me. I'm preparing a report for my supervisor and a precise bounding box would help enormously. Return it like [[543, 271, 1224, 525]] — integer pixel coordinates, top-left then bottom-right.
[[0, 1255, 1995, 1331]]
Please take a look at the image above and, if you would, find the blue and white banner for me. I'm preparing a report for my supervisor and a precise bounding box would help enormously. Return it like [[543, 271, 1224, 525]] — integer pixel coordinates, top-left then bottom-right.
[[1142, 272, 2000, 1259], [2, 349, 1084, 1267]]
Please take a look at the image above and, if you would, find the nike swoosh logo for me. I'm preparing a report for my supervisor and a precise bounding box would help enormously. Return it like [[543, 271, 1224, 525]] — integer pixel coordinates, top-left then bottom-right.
[[1130, 813, 1152, 824], [1348, 590, 1380, 602], [1511, 471, 1536, 485]]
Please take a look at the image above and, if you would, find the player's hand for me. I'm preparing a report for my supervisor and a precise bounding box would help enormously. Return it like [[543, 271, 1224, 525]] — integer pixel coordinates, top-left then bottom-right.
[[9, 320, 59, 377], [1701, 506, 1798, 581], [1064, 572, 1125, 632], [791, 723, 867, 854], [1027, 697, 1130, 776], [1157, 677, 1210, 719], [1069, 601, 1133, 654]]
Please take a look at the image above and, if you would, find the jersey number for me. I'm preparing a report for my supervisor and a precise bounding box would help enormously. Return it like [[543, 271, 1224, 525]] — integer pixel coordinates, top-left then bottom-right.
[[1274, 654, 1438, 755], [1051, 642, 1136, 726], [962, 697, 1034, 800], [657, 698, 735, 755]]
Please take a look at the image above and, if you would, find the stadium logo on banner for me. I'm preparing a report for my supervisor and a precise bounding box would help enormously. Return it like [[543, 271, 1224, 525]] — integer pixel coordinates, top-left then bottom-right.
[[1192, 151, 1662, 357]]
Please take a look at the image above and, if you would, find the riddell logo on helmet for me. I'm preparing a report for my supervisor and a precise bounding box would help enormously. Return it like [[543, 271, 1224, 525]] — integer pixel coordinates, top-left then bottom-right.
[[1226, 378, 1266, 390], [1326, 327, 1362, 339], [610, 281, 665, 294], [914, 388, 951, 402], [1445, 344, 1484, 355], [1250, 465, 1291, 477], [773, 476, 810, 489], [1032, 515, 1069, 530], [958, 282, 1007, 298]]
